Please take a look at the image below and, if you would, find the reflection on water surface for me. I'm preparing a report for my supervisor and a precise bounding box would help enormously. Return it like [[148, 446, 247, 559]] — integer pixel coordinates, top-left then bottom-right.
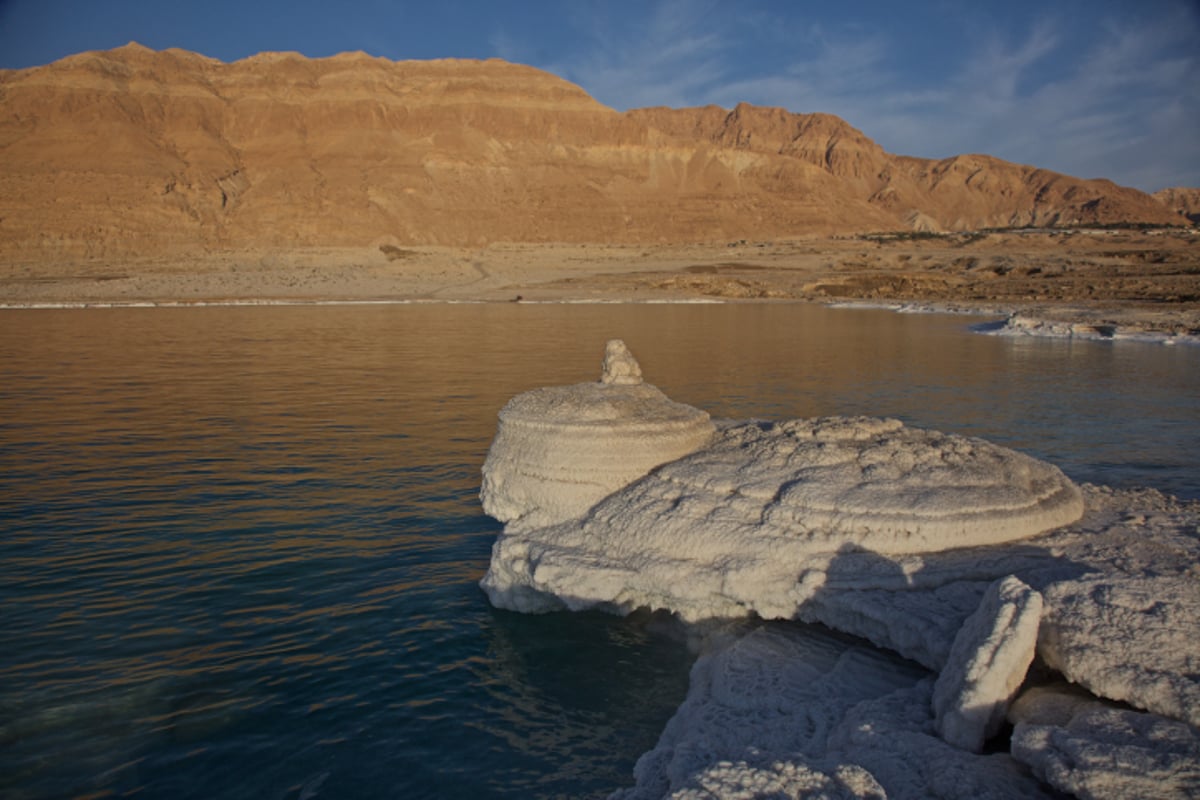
[[1, 303, 1197, 799]]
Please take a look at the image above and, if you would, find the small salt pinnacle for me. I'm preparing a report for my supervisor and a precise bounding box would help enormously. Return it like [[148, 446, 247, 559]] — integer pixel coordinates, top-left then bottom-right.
[[600, 339, 643, 385]]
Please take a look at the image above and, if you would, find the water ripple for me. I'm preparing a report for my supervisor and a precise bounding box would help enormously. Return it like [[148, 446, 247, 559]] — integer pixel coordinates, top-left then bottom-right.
[[1, 304, 1197, 799]]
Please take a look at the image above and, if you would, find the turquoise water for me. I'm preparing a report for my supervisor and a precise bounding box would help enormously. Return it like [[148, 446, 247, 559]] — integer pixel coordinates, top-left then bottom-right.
[[2, 303, 1198, 799]]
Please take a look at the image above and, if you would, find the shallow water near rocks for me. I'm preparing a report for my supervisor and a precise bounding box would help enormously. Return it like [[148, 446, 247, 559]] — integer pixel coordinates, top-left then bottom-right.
[[2, 303, 1197, 800]]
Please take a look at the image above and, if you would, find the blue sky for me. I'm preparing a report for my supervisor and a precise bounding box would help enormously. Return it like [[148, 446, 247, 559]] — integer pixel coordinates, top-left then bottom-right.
[[1, 0, 1196, 191]]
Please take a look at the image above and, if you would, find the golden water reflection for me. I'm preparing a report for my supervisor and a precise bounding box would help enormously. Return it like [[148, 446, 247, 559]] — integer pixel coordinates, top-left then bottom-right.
[[1, 302, 1197, 799]]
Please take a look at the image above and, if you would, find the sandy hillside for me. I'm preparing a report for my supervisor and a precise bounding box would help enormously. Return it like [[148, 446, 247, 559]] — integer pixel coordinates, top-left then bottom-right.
[[1, 44, 1196, 334], [0, 43, 1188, 265], [1154, 188, 1200, 223]]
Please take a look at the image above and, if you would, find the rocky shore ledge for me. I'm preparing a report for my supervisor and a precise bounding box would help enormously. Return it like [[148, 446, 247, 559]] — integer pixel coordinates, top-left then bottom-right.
[[479, 340, 1200, 799]]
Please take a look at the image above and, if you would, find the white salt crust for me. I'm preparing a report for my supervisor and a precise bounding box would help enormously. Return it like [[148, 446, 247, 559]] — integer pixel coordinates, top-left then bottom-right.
[[1038, 574, 1200, 728], [479, 341, 1200, 798], [1009, 682, 1200, 800], [612, 625, 1056, 800], [932, 575, 1043, 753], [482, 415, 1083, 622], [480, 340, 714, 529]]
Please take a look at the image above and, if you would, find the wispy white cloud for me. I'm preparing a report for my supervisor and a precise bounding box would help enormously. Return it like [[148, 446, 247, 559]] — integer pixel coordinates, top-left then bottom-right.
[[959, 20, 1059, 107], [709, 9, 1198, 189], [544, 0, 735, 109], [494, 0, 1199, 191], [946, 11, 1200, 188]]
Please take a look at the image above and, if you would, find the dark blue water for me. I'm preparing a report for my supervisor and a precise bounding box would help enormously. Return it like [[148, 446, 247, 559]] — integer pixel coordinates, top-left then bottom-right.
[[2, 303, 1197, 800]]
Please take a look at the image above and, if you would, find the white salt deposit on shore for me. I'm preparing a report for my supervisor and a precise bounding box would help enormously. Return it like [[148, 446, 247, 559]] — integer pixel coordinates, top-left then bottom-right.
[[1009, 683, 1200, 799], [830, 301, 1200, 345], [611, 624, 1055, 800], [480, 340, 1200, 799], [932, 576, 1042, 753], [976, 313, 1200, 345], [479, 340, 715, 530]]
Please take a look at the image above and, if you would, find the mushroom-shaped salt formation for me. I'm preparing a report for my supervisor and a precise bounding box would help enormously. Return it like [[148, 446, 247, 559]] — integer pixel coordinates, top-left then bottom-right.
[[652, 417, 1086, 553], [482, 414, 1084, 621], [480, 340, 715, 529]]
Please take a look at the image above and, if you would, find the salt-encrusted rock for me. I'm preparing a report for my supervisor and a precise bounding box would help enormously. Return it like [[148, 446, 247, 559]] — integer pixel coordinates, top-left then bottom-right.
[[1008, 682, 1200, 800], [826, 682, 1058, 800], [482, 417, 1083, 620], [659, 417, 1083, 553], [1038, 574, 1200, 726], [478, 340, 1200, 798], [797, 580, 990, 670], [611, 624, 1055, 800], [657, 761, 886, 800], [792, 485, 1200, 671], [932, 575, 1042, 752], [479, 340, 714, 529], [610, 624, 926, 800], [600, 339, 643, 385]]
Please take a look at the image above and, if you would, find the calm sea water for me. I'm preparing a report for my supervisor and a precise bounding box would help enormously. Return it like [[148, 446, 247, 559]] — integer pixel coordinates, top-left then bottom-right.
[[2, 303, 1198, 800]]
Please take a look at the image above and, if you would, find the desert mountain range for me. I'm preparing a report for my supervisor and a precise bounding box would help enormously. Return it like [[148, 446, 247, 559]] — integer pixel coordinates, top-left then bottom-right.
[[0, 43, 1192, 262]]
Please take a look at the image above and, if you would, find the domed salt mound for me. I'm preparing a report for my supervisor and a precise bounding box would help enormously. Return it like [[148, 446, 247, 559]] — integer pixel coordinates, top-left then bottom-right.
[[480, 340, 715, 529], [650, 416, 1085, 553], [481, 356, 1084, 619]]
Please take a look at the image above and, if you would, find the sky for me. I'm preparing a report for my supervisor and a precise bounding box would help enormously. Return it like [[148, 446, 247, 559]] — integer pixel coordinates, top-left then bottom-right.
[[0, 0, 1197, 192]]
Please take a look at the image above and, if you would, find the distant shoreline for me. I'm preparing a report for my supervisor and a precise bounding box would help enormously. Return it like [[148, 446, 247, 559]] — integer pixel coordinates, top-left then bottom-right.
[[7, 296, 1197, 347], [2, 231, 1197, 337]]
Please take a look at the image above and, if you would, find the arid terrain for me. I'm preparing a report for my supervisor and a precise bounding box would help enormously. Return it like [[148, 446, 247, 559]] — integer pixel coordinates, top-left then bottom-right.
[[1, 44, 1197, 333], [3, 230, 1197, 336]]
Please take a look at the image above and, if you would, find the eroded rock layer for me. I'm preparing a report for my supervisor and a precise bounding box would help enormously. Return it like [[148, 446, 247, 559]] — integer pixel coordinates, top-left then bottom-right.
[[0, 43, 1187, 264]]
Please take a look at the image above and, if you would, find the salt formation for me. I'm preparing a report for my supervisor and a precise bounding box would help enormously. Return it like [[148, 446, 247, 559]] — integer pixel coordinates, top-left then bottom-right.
[[1008, 683, 1200, 800], [790, 485, 1200, 703], [612, 624, 1056, 800], [479, 340, 714, 529], [982, 314, 1200, 346], [932, 576, 1043, 752], [482, 413, 1082, 620], [599, 338, 643, 385], [479, 342, 1200, 798], [1037, 574, 1200, 727]]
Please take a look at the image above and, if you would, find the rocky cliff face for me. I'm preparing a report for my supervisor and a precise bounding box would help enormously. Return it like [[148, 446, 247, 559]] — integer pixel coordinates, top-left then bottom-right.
[[0, 43, 1187, 261], [1154, 188, 1200, 223]]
